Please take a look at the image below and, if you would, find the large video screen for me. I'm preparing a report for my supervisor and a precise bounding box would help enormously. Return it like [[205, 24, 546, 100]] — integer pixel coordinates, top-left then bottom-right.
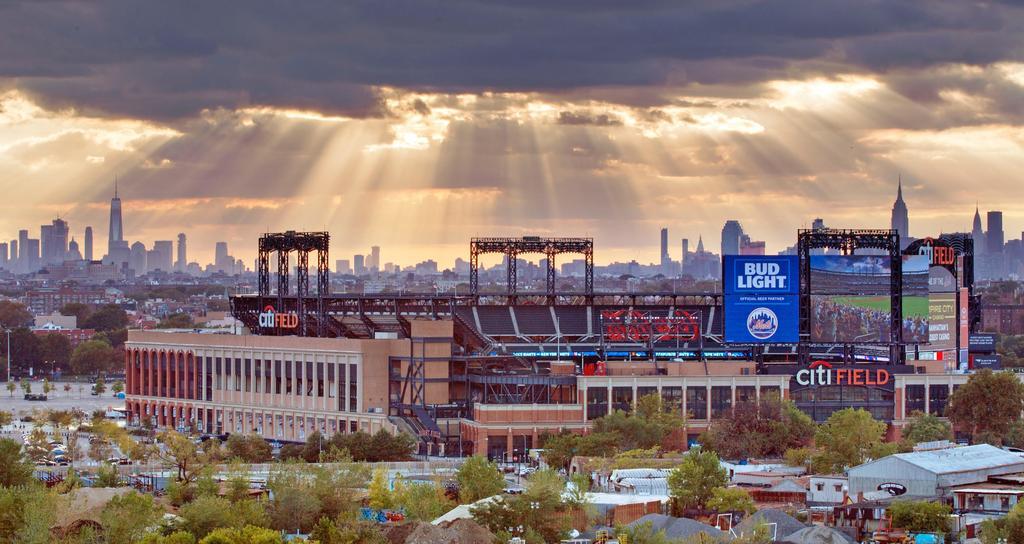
[[809, 255, 891, 295], [811, 295, 891, 343], [902, 255, 929, 344]]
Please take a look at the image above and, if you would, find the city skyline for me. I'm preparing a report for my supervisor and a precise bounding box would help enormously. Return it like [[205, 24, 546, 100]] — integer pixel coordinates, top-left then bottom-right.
[[2, 3, 1024, 267]]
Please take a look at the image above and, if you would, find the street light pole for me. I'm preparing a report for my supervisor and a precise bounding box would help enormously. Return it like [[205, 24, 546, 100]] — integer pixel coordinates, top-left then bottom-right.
[[5, 329, 10, 384]]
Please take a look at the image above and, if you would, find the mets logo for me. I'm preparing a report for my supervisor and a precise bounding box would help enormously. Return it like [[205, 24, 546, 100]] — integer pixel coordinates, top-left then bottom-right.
[[746, 307, 778, 340]]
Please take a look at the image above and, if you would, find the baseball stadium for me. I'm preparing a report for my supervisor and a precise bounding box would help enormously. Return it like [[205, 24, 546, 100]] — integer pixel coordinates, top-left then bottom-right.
[[123, 230, 984, 458]]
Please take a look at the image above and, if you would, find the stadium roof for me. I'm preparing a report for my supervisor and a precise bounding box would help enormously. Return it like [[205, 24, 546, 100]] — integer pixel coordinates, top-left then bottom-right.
[[890, 444, 1024, 475]]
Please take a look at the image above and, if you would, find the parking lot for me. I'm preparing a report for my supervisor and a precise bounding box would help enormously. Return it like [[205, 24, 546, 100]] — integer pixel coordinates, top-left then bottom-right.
[[0, 381, 124, 417]]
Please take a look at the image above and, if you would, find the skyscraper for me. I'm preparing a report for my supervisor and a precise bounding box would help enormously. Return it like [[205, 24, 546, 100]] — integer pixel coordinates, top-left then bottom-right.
[[215, 242, 231, 272], [681, 238, 689, 267], [354, 254, 366, 275], [67, 238, 82, 261], [23, 238, 40, 272], [84, 226, 93, 261], [890, 178, 909, 248], [18, 229, 28, 272], [0, 242, 7, 269], [152, 241, 174, 271], [130, 241, 147, 274], [660, 228, 669, 273], [721, 220, 743, 256], [369, 246, 381, 272], [40, 218, 69, 264], [972, 206, 985, 256], [176, 233, 187, 271], [9, 240, 16, 271], [108, 181, 124, 248], [987, 211, 1004, 254]]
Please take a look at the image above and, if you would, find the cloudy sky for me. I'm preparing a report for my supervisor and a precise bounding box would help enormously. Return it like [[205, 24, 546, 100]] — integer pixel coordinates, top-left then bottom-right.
[[2, 1, 1023, 268]]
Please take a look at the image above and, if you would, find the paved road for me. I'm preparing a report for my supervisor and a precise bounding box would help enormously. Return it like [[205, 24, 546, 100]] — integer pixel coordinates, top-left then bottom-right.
[[0, 381, 124, 417]]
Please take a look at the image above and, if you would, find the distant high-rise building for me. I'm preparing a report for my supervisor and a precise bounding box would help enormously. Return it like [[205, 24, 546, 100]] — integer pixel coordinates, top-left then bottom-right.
[[40, 218, 69, 265], [84, 226, 93, 261], [354, 254, 366, 275], [130, 242, 147, 274], [23, 238, 40, 272], [681, 238, 689, 267], [812, 218, 826, 230], [369, 246, 381, 272], [0, 242, 7, 269], [972, 206, 985, 256], [176, 233, 187, 271], [891, 178, 909, 248], [660, 228, 669, 273], [336, 259, 352, 275], [9, 240, 17, 270], [721, 220, 743, 256], [152, 241, 174, 272], [987, 211, 1004, 254], [214, 242, 231, 272], [18, 229, 29, 271], [108, 181, 124, 249], [739, 235, 766, 255]]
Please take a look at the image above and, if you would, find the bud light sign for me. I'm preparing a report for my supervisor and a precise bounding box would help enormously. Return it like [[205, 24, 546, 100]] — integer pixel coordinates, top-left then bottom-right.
[[724, 256, 800, 344], [724, 256, 799, 294]]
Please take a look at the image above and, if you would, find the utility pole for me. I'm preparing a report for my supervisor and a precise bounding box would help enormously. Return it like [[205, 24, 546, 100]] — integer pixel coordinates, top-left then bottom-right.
[[5, 329, 10, 383]]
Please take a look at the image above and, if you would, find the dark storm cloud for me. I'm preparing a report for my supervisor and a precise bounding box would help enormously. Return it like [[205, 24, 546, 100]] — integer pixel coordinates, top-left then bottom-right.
[[1, 0, 1022, 120]]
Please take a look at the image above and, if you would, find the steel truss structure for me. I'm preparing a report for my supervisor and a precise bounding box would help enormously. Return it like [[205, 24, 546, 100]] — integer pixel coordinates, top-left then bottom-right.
[[256, 231, 330, 336], [470, 236, 593, 297], [797, 228, 902, 365]]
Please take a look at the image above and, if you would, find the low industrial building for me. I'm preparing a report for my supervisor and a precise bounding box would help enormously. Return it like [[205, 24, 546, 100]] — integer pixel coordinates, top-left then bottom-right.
[[847, 444, 1024, 500]]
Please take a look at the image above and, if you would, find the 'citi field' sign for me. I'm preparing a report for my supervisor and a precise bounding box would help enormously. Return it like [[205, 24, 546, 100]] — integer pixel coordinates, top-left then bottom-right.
[[258, 305, 298, 329], [795, 361, 891, 387]]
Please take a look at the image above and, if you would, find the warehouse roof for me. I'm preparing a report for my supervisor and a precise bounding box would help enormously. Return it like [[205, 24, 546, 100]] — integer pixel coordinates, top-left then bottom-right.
[[891, 444, 1024, 475], [852, 444, 1024, 476]]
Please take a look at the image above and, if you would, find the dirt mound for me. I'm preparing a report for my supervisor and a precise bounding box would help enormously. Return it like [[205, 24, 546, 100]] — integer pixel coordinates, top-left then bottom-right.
[[391, 519, 495, 544]]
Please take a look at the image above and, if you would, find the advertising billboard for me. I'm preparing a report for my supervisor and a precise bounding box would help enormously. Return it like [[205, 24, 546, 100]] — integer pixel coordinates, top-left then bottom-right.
[[902, 255, 929, 344], [724, 294, 799, 343], [809, 255, 891, 296], [723, 255, 799, 294], [973, 354, 1002, 369], [969, 333, 998, 353], [927, 292, 957, 352], [723, 255, 800, 344]]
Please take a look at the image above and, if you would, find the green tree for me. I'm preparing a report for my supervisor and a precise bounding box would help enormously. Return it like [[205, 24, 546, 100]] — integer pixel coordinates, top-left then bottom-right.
[[60, 303, 93, 326], [700, 397, 815, 459], [2, 328, 43, 372], [41, 378, 53, 396], [180, 496, 268, 539], [83, 304, 129, 332], [38, 333, 72, 369], [20, 377, 30, 395], [0, 410, 10, 427], [902, 411, 952, 444], [199, 526, 283, 544], [396, 480, 455, 522], [888, 500, 951, 534], [70, 340, 118, 376], [112, 380, 125, 396], [367, 468, 394, 510], [706, 487, 756, 514], [592, 392, 686, 451], [159, 313, 195, 329], [472, 469, 572, 544], [667, 448, 728, 511], [5, 381, 14, 398], [456, 455, 506, 503], [540, 431, 621, 470], [100, 491, 161, 544], [94, 463, 121, 487], [158, 430, 209, 483], [812, 408, 888, 473], [94, 376, 107, 396], [947, 369, 1024, 444], [0, 300, 32, 329], [0, 437, 34, 486], [225, 434, 272, 462]]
